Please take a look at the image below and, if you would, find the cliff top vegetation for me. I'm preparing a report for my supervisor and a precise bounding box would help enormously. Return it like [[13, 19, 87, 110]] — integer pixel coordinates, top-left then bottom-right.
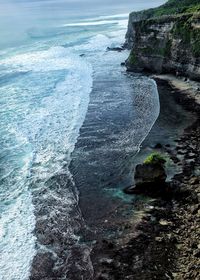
[[130, 0, 200, 19]]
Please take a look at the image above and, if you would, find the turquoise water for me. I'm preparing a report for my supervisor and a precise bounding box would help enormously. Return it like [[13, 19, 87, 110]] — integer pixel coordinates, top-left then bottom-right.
[[0, 1, 163, 279], [0, 11, 127, 280]]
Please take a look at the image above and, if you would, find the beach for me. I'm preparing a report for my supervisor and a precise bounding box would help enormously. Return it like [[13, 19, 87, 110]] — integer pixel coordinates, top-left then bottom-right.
[[1, 0, 200, 278], [87, 75, 200, 280]]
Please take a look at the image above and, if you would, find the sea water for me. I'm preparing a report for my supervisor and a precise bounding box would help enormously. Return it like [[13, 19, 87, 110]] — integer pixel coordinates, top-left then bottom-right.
[[0, 1, 162, 279]]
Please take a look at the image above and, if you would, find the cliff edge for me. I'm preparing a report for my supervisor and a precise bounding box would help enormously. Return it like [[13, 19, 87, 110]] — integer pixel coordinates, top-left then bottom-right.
[[125, 0, 200, 81]]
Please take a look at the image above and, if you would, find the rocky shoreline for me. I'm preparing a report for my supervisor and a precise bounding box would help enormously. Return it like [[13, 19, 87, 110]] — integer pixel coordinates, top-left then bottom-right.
[[92, 76, 200, 280]]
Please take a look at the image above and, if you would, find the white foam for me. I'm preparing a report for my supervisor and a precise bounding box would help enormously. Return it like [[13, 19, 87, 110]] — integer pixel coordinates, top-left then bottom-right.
[[30, 48, 93, 180], [63, 20, 118, 27], [62, 17, 128, 29], [1, 46, 86, 72], [0, 191, 36, 280], [0, 46, 93, 279], [63, 13, 128, 27], [117, 19, 128, 28], [68, 34, 111, 54], [0, 12, 129, 278], [1, 45, 93, 186], [0, 126, 36, 280], [95, 13, 129, 20]]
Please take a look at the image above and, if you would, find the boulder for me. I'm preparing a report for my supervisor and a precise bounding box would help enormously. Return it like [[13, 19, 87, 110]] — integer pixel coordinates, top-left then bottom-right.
[[124, 160, 167, 196], [134, 162, 167, 187]]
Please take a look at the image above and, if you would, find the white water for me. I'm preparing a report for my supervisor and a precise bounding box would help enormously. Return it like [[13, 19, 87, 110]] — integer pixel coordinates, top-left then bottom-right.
[[0, 9, 160, 279], [0, 13, 128, 277], [0, 46, 93, 279]]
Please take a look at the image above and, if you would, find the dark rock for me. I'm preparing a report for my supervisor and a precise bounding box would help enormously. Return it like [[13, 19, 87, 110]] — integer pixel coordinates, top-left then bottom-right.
[[190, 177, 199, 185], [100, 258, 113, 266], [134, 163, 167, 187], [97, 273, 110, 280], [165, 144, 171, 148], [107, 47, 124, 52], [193, 249, 200, 258], [30, 253, 55, 279], [154, 143, 163, 149], [186, 152, 196, 159], [191, 205, 199, 215], [124, 185, 137, 194], [155, 236, 164, 243], [124, 161, 169, 197], [102, 239, 115, 249], [191, 242, 198, 249], [177, 149, 187, 155]]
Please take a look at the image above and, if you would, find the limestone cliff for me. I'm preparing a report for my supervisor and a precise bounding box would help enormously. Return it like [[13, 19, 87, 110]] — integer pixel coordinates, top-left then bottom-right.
[[125, 0, 200, 81]]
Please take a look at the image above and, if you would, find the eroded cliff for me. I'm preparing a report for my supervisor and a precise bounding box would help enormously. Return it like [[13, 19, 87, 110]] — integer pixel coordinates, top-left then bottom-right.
[[125, 0, 200, 81]]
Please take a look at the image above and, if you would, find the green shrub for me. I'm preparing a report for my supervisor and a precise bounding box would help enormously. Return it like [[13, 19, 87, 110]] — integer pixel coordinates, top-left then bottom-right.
[[130, 0, 200, 20], [192, 41, 200, 57], [186, 4, 200, 13], [172, 19, 192, 43], [191, 28, 200, 57], [171, 15, 200, 57], [144, 152, 166, 165]]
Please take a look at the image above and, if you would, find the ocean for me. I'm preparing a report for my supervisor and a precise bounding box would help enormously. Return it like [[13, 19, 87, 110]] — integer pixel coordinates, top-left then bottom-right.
[[0, 0, 164, 279]]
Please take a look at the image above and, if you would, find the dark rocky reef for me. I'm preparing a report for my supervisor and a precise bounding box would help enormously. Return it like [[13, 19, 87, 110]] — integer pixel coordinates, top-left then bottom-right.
[[93, 78, 200, 280], [125, 0, 200, 81]]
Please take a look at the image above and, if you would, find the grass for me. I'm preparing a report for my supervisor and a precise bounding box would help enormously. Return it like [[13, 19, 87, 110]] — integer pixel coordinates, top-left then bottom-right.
[[144, 153, 166, 165]]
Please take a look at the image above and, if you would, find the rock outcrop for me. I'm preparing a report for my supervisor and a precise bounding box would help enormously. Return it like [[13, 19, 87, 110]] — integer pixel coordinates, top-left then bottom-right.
[[134, 162, 167, 187], [124, 153, 168, 197], [125, 0, 200, 81]]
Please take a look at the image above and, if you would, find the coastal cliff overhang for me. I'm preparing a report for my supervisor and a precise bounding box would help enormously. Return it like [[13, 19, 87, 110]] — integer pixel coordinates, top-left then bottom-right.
[[125, 9, 200, 81]]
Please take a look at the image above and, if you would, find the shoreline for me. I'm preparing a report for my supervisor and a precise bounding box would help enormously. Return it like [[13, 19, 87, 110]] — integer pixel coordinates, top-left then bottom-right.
[[91, 74, 200, 279]]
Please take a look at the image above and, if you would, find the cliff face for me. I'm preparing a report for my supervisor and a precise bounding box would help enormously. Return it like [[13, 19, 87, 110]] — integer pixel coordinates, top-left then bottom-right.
[[126, 3, 200, 81]]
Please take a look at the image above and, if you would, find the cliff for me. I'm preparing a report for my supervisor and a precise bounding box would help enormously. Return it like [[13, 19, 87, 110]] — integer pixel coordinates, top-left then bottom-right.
[[125, 0, 200, 81]]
